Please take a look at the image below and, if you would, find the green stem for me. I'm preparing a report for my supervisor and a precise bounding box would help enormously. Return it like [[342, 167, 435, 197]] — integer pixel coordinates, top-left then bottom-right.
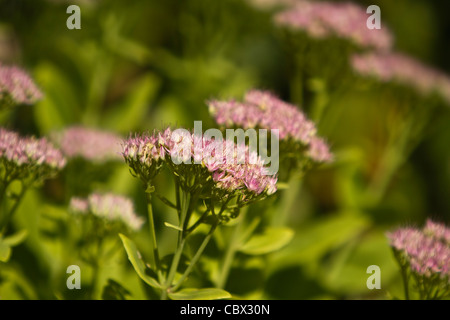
[[366, 143, 406, 206], [365, 101, 431, 207], [185, 208, 209, 236], [272, 175, 302, 227], [216, 213, 246, 289], [0, 180, 8, 207], [289, 45, 307, 107], [400, 265, 410, 300], [155, 193, 178, 210], [161, 238, 186, 300], [290, 69, 303, 107], [83, 53, 112, 126], [179, 191, 190, 241], [171, 221, 219, 293], [0, 183, 27, 234], [160, 190, 191, 300], [310, 78, 329, 125], [393, 250, 410, 300], [175, 177, 181, 217], [89, 238, 102, 300], [146, 194, 162, 283]]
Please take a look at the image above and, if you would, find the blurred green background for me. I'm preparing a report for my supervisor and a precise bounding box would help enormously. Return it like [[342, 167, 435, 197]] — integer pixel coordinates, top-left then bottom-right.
[[0, 0, 449, 299]]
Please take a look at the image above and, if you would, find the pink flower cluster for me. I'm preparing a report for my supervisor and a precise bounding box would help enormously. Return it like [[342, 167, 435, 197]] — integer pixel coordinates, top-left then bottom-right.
[[0, 127, 66, 175], [197, 135, 278, 195], [70, 193, 144, 232], [387, 220, 450, 280], [274, 1, 393, 51], [52, 126, 123, 163], [122, 127, 172, 169], [0, 63, 43, 106], [424, 220, 450, 245], [122, 127, 278, 196], [351, 52, 450, 105], [208, 89, 332, 163]]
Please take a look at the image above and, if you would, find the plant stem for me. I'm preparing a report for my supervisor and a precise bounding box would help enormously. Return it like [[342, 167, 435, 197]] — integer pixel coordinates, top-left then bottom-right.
[[89, 238, 102, 300], [171, 221, 219, 293], [216, 212, 246, 289], [160, 190, 191, 300], [175, 177, 181, 217], [0, 183, 27, 234], [185, 208, 209, 235], [0, 179, 8, 208], [393, 250, 410, 300], [365, 103, 430, 207], [146, 194, 162, 283], [310, 78, 329, 124], [161, 238, 186, 300], [272, 175, 301, 227], [365, 130, 409, 206]]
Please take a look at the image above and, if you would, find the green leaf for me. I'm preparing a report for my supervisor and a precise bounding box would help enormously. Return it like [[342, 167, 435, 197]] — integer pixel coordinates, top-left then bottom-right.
[[0, 265, 38, 299], [103, 74, 160, 132], [101, 279, 132, 300], [0, 240, 11, 262], [164, 222, 183, 232], [276, 182, 290, 190], [119, 234, 161, 289], [168, 288, 231, 300], [239, 227, 294, 255], [3, 230, 28, 247], [270, 213, 370, 270], [320, 231, 399, 295], [33, 63, 80, 133]]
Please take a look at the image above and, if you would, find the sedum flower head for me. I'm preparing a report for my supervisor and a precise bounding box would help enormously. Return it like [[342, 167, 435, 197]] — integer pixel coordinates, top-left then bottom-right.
[[387, 220, 450, 281], [193, 134, 278, 197], [122, 127, 171, 185], [51, 126, 123, 163], [69, 193, 144, 232], [274, 1, 393, 51], [351, 52, 450, 105], [208, 89, 333, 164], [424, 220, 450, 245], [0, 63, 43, 108], [122, 127, 278, 205], [0, 127, 66, 183]]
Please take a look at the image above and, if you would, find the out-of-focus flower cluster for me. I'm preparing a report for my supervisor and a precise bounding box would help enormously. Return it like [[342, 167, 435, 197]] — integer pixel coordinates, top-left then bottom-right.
[[351, 52, 450, 105], [208, 89, 333, 164], [122, 128, 170, 186], [122, 127, 278, 206], [0, 127, 66, 183], [51, 126, 123, 163], [274, 1, 393, 51], [387, 220, 450, 282], [69, 193, 144, 232], [0, 63, 43, 108]]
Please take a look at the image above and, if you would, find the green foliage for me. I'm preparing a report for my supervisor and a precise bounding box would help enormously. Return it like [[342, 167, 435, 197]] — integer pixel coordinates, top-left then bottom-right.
[[0, 0, 448, 300], [239, 227, 294, 255], [168, 288, 231, 300], [0, 230, 27, 262], [119, 234, 160, 289]]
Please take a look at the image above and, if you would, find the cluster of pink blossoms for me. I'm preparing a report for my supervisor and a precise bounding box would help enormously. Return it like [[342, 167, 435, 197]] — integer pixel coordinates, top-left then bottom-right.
[[351, 52, 450, 105], [208, 89, 332, 163], [423, 220, 450, 244], [0, 63, 43, 107], [70, 193, 144, 232], [0, 127, 66, 181], [122, 127, 277, 198], [51, 126, 123, 163], [274, 1, 393, 51], [387, 220, 450, 280]]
